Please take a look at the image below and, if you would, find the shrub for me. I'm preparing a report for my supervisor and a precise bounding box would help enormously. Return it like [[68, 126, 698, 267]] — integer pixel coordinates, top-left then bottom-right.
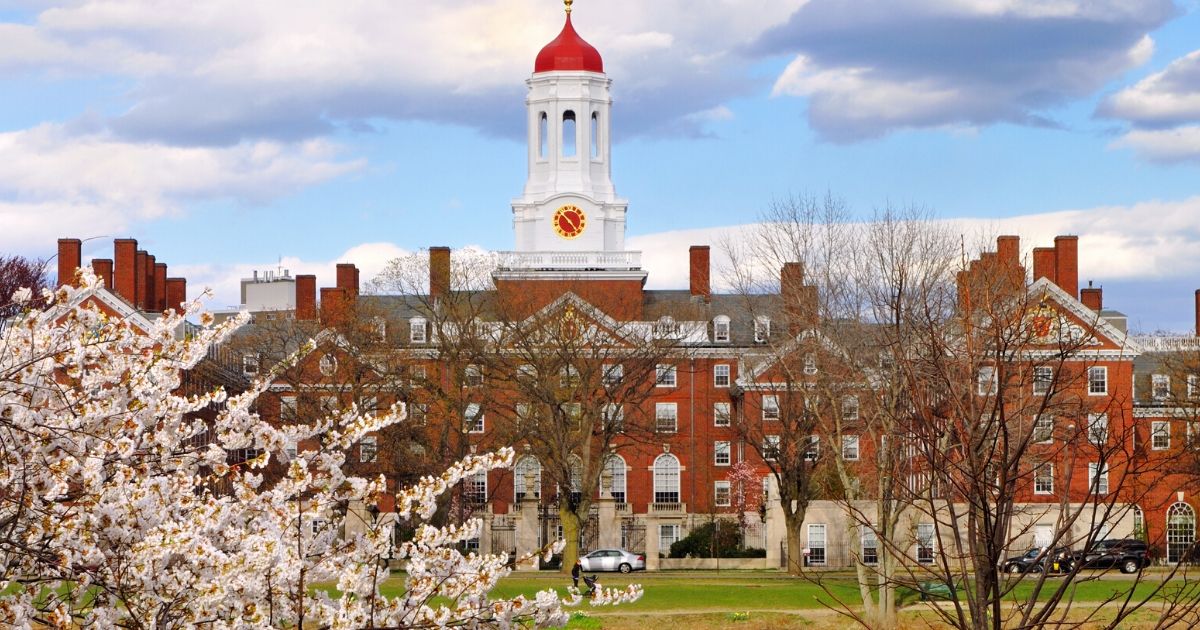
[[669, 521, 744, 558]]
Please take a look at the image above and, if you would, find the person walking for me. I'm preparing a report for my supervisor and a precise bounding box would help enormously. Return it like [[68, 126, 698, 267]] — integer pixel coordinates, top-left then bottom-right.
[[571, 559, 582, 589]]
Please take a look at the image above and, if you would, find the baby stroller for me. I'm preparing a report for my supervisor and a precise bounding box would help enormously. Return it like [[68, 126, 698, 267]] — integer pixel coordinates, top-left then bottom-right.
[[581, 574, 599, 596]]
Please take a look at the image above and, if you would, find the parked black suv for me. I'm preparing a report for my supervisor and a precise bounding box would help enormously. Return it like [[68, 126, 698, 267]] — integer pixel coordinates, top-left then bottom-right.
[[1003, 547, 1072, 574], [1071, 539, 1150, 574]]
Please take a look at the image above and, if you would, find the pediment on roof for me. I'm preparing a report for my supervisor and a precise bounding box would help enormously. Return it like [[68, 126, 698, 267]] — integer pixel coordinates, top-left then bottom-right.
[[41, 285, 155, 333], [516, 291, 639, 348], [739, 328, 847, 385], [1025, 278, 1133, 354]]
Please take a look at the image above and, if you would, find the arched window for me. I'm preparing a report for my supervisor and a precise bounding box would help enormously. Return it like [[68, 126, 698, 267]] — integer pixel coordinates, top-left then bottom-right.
[[562, 111, 577, 157], [591, 112, 600, 158], [653, 453, 680, 504], [514, 456, 541, 501], [605, 454, 627, 503], [1133, 504, 1145, 539], [1168, 502, 1196, 563], [538, 112, 548, 158]]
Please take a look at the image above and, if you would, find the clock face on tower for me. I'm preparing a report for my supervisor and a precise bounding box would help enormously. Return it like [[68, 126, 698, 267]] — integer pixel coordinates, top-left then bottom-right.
[[553, 205, 587, 239]]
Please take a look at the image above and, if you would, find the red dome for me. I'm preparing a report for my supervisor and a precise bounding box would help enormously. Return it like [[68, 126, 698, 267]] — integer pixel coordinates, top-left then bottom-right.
[[534, 14, 603, 74]]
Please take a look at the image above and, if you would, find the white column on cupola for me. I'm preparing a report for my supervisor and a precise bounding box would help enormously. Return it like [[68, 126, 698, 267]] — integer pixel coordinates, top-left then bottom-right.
[[510, 0, 630, 259]]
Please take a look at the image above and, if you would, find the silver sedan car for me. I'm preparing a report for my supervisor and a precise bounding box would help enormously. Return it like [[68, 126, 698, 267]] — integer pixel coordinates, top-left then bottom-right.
[[579, 548, 645, 573]]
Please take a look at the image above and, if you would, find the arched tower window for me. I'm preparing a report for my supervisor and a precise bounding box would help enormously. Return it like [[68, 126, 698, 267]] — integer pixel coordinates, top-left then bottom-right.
[[538, 112, 548, 159], [562, 110, 577, 157], [591, 112, 600, 158], [1168, 502, 1196, 563], [605, 454, 627, 503], [514, 455, 541, 501], [653, 453, 680, 504]]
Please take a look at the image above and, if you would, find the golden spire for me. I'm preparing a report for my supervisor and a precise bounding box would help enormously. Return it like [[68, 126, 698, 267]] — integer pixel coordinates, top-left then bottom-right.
[[564, 0, 573, 14]]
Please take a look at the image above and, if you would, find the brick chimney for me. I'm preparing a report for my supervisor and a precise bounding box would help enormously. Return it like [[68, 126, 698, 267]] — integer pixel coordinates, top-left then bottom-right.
[[781, 262, 818, 334], [689, 246, 711, 300], [135, 250, 148, 309], [146, 254, 158, 310], [295, 274, 317, 321], [1032, 247, 1057, 285], [154, 263, 167, 312], [321, 287, 349, 326], [113, 239, 138, 304], [336, 263, 359, 298], [429, 246, 451, 302], [1080, 281, 1102, 312], [1054, 235, 1079, 299], [92, 259, 114, 290], [165, 278, 187, 315], [997, 235, 1020, 267], [57, 238, 81, 288]]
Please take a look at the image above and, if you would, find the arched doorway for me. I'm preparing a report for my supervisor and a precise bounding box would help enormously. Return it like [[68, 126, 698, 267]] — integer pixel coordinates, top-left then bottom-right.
[[1167, 502, 1195, 563]]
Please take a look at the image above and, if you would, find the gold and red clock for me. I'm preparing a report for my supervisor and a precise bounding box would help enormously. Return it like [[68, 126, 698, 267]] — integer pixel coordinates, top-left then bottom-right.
[[553, 205, 587, 239]]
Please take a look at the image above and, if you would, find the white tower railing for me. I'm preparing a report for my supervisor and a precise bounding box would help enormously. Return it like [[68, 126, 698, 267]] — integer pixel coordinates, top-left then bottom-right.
[[496, 251, 641, 271]]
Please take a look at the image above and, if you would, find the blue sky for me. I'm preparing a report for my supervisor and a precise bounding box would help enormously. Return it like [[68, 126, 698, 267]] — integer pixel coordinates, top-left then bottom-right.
[[2, 1, 1200, 331]]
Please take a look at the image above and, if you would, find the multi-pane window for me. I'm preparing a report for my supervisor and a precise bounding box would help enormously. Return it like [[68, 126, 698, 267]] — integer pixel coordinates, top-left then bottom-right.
[[807, 524, 827, 565], [561, 403, 583, 428], [409, 317, 427, 343], [656, 403, 678, 433], [464, 364, 483, 387], [754, 316, 771, 343], [656, 364, 677, 387], [1033, 366, 1053, 395], [916, 523, 936, 564], [602, 403, 624, 432], [318, 354, 337, 377], [659, 524, 681, 550], [1088, 413, 1108, 445], [408, 364, 427, 386], [606, 455, 627, 503], [977, 366, 997, 395], [464, 403, 485, 433], [713, 402, 731, 427], [1088, 462, 1109, 495], [713, 316, 731, 343], [466, 469, 487, 504], [861, 528, 879, 565], [284, 438, 298, 460], [1190, 375, 1199, 400], [1152, 421, 1171, 450], [763, 435, 781, 461], [514, 456, 541, 501], [243, 354, 260, 376], [1088, 366, 1108, 395], [602, 363, 623, 387], [1033, 415, 1054, 443], [842, 435, 860, 461], [653, 454, 681, 503], [715, 441, 731, 466], [763, 395, 780, 421], [373, 317, 387, 342], [1034, 464, 1053, 494], [359, 436, 377, 463], [842, 396, 859, 421], [280, 395, 298, 422], [559, 365, 581, 388], [715, 481, 731, 507], [803, 435, 820, 461], [409, 402, 428, 425], [804, 353, 818, 375], [714, 364, 731, 387], [1153, 374, 1171, 401]]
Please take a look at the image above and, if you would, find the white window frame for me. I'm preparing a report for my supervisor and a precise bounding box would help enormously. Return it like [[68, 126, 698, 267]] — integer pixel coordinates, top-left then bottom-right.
[[656, 363, 677, 388], [713, 316, 731, 343], [1152, 420, 1171, 450], [659, 524, 681, 550], [409, 402, 428, 425], [1189, 375, 1199, 400], [409, 317, 427, 343], [655, 402, 678, 433], [653, 454, 681, 503], [1088, 413, 1109, 446], [1033, 366, 1053, 396], [807, 524, 827, 566], [861, 528, 879, 566], [602, 363, 624, 387], [714, 480, 731, 507], [842, 435, 860, 461], [602, 403, 624, 432], [466, 469, 487, 504], [842, 396, 859, 421], [763, 435, 781, 461], [243, 354, 260, 376], [754, 316, 771, 343], [464, 403, 485, 433], [714, 440, 731, 466], [1088, 366, 1108, 396], [1034, 463, 1053, 495], [916, 523, 936, 564], [1033, 415, 1054, 443], [359, 435, 377, 463], [803, 434, 819, 461], [464, 364, 483, 388], [977, 366, 997, 395], [714, 364, 731, 387], [763, 395, 780, 421], [803, 353, 818, 375], [1153, 374, 1171, 401], [713, 402, 731, 427], [1088, 462, 1109, 495]]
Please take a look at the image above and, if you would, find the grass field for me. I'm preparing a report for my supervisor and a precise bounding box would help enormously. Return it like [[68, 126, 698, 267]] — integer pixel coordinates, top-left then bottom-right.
[[364, 570, 1187, 629]]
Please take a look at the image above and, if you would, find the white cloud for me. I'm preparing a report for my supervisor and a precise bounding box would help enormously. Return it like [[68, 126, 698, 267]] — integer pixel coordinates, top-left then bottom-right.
[[1100, 49, 1200, 163], [0, 123, 364, 255], [1110, 126, 1200, 163]]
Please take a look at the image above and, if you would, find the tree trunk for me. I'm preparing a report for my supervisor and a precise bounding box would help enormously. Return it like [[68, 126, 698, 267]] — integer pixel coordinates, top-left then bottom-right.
[[559, 504, 582, 574], [785, 514, 805, 576]]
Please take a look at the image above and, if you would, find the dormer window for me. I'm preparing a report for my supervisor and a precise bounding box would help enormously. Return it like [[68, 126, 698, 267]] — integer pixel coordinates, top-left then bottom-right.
[[243, 354, 260, 376], [373, 317, 387, 343], [409, 317, 427, 344], [754, 316, 771, 343], [713, 315, 731, 343]]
